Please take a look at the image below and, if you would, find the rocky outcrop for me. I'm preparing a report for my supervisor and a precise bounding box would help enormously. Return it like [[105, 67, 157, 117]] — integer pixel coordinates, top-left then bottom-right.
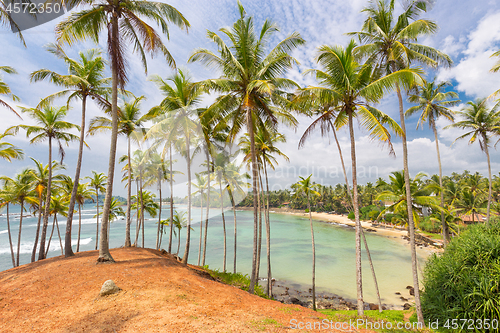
[[99, 280, 121, 296]]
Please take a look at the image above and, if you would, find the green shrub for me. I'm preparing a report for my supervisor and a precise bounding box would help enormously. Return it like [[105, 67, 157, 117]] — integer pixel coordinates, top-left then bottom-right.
[[203, 266, 268, 299], [419, 217, 441, 233], [305, 208, 309, 213], [347, 211, 354, 220], [422, 221, 500, 331]]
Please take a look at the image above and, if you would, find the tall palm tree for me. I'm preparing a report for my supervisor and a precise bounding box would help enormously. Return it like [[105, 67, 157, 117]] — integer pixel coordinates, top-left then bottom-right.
[[0, 66, 22, 118], [86, 171, 107, 250], [30, 44, 110, 258], [300, 40, 419, 314], [213, 151, 230, 272], [89, 95, 150, 247], [351, 1, 452, 321], [8, 106, 79, 261], [0, 132, 24, 162], [292, 175, 320, 311], [446, 99, 500, 225], [189, 2, 304, 292], [147, 69, 203, 264], [56, 0, 189, 263], [406, 80, 459, 245]]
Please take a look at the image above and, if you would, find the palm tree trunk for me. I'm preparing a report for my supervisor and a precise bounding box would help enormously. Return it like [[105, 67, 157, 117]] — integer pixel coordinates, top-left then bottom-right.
[[202, 148, 211, 266], [6, 203, 16, 268], [55, 215, 63, 255], [64, 95, 87, 258], [31, 195, 43, 262], [246, 107, 260, 294], [484, 136, 492, 225], [38, 136, 53, 261], [255, 172, 263, 283], [77, 204, 82, 252], [140, 172, 145, 248], [168, 144, 174, 253], [16, 200, 24, 267], [263, 157, 272, 298], [95, 190, 99, 250], [135, 178, 140, 246], [177, 229, 181, 256], [229, 187, 237, 274], [330, 119, 382, 312], [182, 133, 192, 265], [396, 84, 424, 324], [98, 15, 119, 263], [125, 136, 132, 247], [156, 176, 162, 250], [46, 214, 56, 255], [197, 190, 203, 266], [432, 121, 449, 245], [348, 111, 364, 316], [307, 197, 316, 311], [220, 180, 227, 272]]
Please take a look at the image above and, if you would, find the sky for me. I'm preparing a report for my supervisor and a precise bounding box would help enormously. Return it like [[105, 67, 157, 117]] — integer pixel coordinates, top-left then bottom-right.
[[1, 0, 500, 196]]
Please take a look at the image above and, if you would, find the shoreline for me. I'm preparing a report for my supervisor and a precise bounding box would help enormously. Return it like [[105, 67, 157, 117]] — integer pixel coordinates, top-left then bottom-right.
[[237, 206, 443, 259]]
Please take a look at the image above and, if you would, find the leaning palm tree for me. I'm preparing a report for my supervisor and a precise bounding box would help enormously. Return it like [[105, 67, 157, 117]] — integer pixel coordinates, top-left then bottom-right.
[[189, 2, 305, 292], [30, 44, 110, 258], [56, 0, 189, 263], [146, 69, 203, 265], [445, 99, 500, 225], [406, 80, 460, 245], [8, 106, 79, 261], [0, 66, 22, 118], [86, 171, 107, 250], [292, 175, 320, 311], [350, 1, 451, 321], [299, 40, 420, 315], [0, 131, 24, 162], [89, 95, 150, 247]]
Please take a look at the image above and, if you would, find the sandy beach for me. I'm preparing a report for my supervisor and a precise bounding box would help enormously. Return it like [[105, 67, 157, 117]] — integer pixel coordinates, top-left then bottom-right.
[[269, 209, 443, 258]]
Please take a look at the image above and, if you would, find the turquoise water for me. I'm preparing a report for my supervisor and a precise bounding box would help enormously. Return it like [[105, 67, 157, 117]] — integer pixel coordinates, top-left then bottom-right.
[[0, 204, 424, 306]]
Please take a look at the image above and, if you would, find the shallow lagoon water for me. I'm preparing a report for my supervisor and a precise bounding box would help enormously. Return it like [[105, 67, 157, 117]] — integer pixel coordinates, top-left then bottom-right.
[[0, 204, 425, 307]]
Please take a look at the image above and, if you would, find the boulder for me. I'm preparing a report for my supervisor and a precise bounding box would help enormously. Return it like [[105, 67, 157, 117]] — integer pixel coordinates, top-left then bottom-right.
[[99, 280, 121, 296], [403, 303, 412, 310], [369, 303, 379, 310]]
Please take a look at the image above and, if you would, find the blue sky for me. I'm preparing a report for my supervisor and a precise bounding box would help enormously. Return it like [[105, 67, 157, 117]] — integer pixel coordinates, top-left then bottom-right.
[[1, 0, 500, 195]]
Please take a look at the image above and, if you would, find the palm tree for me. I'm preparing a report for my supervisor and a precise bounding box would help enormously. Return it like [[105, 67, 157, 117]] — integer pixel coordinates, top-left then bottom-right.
[[0, 179, 17, 267], [445, 99, 500, 225], [28, 158, 65, 262], [30, 44, 110, 258], [56, 0, 190, 263], [0, 0, 26, 43], [292, 175, 320, 311], [300, 40, 419, 315], [131, 190, 159, 247], [0, 66, 22, 118], [45, 195, 68, 256], [86, 171, 107, 250], [166, 210, 187, 256], [406, 80, 460, 245], [189, 2, 305, 292], [9, 106, 79, 261], [1, 169, 36, 266], [240, 128, 286, 295], [192, 173, 208, 266], [351, 1, 451, 321], [143, 151, 169, 250], [213, 151, 230, 272], [75, 182, 94, 252], [376, 171, 441, 227], [146, 69, 203, 265], [89, 95, 150, 247], [0, 132, 24, 162], [453, 188, 486, 224]]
